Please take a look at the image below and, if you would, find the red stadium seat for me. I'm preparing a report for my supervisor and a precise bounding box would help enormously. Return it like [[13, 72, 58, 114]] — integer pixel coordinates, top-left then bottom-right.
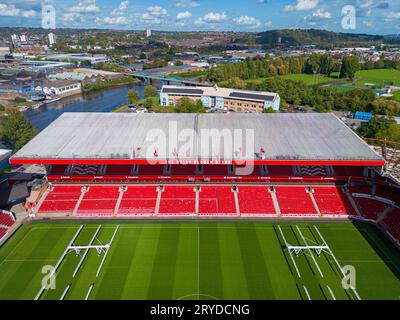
[[313, 187, 355, 215], [158, 186, 195, 215], [199, 186, 237, 215], [76, 186, 120, 215], [238, 186, 276, 215], [37, 185, 83, 214], [0, 227, 7, 241], [275, 186, 318, 215], [0, 211, 15, 227], [353, 196, 388, 220], [380, 208, 400, 241], [118, 186, 159, 215]]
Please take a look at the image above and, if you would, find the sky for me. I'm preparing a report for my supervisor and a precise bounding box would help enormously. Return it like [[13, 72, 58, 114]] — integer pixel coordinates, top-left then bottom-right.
[[0, 0, 399, 35]]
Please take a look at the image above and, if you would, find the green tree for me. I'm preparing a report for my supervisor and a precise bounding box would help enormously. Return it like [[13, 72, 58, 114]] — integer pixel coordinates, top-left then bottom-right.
[[339, 55, 360, 79], [0, 110, 37, 151], [144, 85, 158, 98], [174, 97, 206, 113], [219, 77, 248, 89], [127, 89, 139, 104]]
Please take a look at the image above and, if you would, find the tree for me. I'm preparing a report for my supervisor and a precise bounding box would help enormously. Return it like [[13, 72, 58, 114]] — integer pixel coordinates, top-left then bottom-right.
[[175, 60, 184, 66], [144, 85, 158, 98], [127, 89, 139, 104], [339, 55, 360, 79], [0, 110, 37, 151], [219, 77, 247, 90], [174, 97, 206, 113]]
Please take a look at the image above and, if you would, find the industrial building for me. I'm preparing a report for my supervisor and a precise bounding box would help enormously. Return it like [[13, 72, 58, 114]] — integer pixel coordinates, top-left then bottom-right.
[[160, 85, 280, 112]]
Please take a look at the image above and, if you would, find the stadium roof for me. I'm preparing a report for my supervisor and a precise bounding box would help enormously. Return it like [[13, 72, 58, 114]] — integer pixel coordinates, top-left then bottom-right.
[[11, 112, 384, 166]]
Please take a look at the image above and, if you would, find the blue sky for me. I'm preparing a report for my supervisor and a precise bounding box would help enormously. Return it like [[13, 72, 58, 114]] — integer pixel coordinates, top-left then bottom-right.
[[0, 0, 399, 34]]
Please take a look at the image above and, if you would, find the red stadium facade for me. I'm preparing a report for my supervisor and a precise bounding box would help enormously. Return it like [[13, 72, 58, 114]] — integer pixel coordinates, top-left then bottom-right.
[[10, 113, 400, 244]]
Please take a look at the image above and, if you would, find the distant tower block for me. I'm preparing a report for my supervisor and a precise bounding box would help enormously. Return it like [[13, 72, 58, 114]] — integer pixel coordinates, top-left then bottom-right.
[[48, 33, 56, 46], [277, 36, 282, 44], [146, 29, 152, 38]]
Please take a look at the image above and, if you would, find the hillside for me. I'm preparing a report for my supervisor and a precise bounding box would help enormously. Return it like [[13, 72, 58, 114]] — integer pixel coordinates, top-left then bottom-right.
[[256, 29, 399, 48]]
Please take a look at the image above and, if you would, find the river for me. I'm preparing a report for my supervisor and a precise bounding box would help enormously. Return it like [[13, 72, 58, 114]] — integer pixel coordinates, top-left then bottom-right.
[[24, 84, 145, 131]]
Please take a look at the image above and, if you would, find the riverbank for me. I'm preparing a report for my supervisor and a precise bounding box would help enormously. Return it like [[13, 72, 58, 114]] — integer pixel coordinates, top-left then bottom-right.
[[24, 84, 144, 131], [82, 76, 140, 93]]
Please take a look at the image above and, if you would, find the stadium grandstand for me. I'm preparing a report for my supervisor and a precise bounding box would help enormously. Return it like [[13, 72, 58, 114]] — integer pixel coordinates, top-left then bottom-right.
[[9, 112, 400, 244]]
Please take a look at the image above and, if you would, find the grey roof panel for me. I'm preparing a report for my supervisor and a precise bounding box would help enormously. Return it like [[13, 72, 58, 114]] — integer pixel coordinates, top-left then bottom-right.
[[13, 112, 382, 162], [229, 91, 275, 101], [162, 88, 204, 95]]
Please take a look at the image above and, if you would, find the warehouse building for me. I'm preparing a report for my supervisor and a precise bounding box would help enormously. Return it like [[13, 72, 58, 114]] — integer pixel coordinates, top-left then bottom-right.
[[160, 85, 280, 112]]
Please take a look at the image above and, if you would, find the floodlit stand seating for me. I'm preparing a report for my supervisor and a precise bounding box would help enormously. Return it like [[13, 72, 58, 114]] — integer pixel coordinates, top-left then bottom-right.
[[38, 185, 83, 214], [49, 165, 68, 175], [76, 186, 120, 216], [0, 211, 15, 227], [353, 196, 390, 221], [380, 208, 400, 240], [0, 227, 7, 241], [199, 186, 237, 216], [70, 165, 99, 176], [375, 185, 400, 205], [333, 166, 365, 177], [118, 185, 159, 215], [158, 186, 196, 215], [297, 166, 328, 177], [171, 165, 197, 176], [237, 186, 276, 215], [139, 165, 165, 176], [202, 165, 229, 176], [312, 186, 355, 215], [267, 166, 293, 177], [105, 165, 133, 176], [349, 184, 373, 195], [275, 186, 318, 215]]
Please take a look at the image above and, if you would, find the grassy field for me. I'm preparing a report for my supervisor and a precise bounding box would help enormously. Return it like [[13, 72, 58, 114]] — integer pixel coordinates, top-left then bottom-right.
[[246, 74, 337, 87], [0, 221, 399, 300], [393, 91, 400, 102], [353, 69, 400, 87]]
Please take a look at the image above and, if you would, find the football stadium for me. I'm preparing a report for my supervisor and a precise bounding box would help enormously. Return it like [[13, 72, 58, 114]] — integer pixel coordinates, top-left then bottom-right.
[[0, 112, 400, 300]]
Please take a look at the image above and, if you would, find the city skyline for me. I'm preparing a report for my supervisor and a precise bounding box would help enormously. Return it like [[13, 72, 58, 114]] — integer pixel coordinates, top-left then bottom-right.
[[0, 0, 399, 35]]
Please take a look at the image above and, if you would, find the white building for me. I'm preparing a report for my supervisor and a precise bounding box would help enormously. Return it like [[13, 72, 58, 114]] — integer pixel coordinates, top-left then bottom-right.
[[146, 29, 152, 38], [48, 33, 56, 46], [36, 79, 81, 97]]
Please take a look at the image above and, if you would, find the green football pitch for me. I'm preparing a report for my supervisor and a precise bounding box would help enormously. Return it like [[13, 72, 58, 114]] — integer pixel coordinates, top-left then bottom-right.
[[0, 221, 399, 300]]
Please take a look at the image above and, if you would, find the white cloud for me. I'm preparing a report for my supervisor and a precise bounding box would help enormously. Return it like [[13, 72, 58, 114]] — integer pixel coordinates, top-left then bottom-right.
[[311, 9, 332, 19], [196, 11, 227, 24], [175, 0, 199, 8], [234, 15, 262, 28], [68, 0, 100, 13], [141, 6, 167, 25], [265, 21, 273, 28], [0, 3, 36, 18], [103, 15, 130, 25], [111, 0, 128, 15], [176, 11, 192, 20], [386, 11, 400, 20], [284, 0, 319, 12]]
